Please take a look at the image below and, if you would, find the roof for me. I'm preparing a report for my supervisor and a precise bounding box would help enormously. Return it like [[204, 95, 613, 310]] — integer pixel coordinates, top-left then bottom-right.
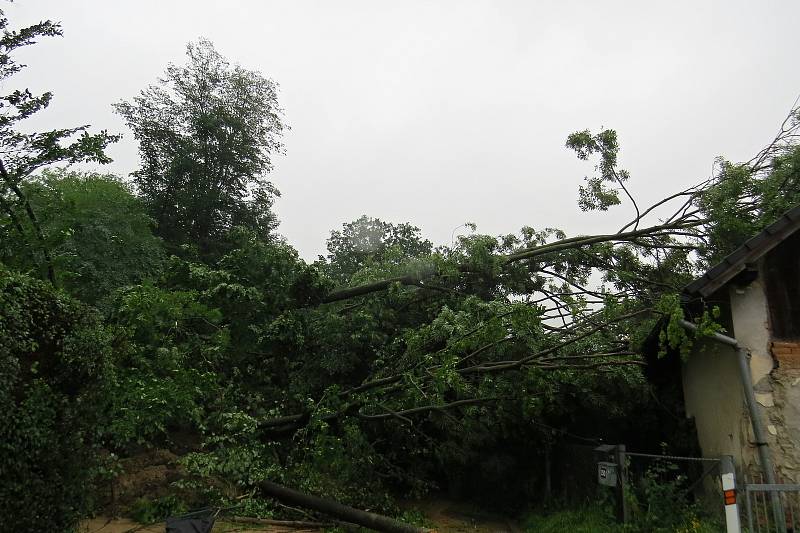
[[683, 204, 800, 298]]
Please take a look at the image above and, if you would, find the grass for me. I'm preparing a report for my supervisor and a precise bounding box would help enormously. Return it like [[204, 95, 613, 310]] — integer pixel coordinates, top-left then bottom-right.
[[523, 505, 621, 533], [522, 504, 722, 533]]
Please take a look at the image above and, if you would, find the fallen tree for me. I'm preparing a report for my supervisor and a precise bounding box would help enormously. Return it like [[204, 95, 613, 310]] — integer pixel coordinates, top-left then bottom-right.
[[257, 480, 432, 533], [229, 516, 333, 528]]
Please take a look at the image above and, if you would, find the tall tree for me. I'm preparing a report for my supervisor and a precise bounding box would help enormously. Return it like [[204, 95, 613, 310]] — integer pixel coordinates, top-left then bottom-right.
[[0, 9, 118, 284], [115, 39, 286, 256]]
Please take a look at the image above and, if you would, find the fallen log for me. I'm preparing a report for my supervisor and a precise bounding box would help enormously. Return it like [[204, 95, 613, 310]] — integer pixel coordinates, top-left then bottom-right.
[[322, 276, 421, 303], [229, 516, 331, 528], [257, 480, 431, 533]]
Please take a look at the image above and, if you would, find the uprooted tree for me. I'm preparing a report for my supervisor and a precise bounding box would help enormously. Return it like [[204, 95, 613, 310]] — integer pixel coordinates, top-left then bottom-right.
[[105, 102, 800, 520]]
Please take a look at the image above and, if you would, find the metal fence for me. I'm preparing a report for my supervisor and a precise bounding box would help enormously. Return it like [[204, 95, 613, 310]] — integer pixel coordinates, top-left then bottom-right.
[[591, 446, 751, 531], [623, 451, 727, 524], [591, 446, 731, 527], [585, 445, 800, 532], [743, 473, 800, 533]]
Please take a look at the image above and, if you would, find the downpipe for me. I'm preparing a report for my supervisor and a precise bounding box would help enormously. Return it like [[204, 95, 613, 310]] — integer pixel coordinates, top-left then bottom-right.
[[679, 319, 786, 531]]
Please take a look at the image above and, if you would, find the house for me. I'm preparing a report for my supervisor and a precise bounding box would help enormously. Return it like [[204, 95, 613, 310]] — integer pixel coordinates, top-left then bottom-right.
[[649, 204, 800, 482]]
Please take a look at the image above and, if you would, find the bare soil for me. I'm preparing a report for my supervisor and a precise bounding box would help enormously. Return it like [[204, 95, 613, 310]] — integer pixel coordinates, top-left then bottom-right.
[[410, 499, 522, 533], [91, 449, 518, 533], [81, 499, 520, 533]]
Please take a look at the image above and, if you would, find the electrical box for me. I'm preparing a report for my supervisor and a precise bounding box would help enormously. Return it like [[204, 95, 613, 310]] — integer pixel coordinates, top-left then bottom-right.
[[597, 461, 618, 487]]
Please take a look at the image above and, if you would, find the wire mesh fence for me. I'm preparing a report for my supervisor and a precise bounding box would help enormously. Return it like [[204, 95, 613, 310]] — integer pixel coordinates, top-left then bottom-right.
[[557, 444, 753, 529], [621, 451, 726, 527]]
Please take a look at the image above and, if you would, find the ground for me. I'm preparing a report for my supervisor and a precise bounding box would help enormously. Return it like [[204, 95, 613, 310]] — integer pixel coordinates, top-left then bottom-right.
[[81, 517, 321, 533], [412, 499, 520, 533], [81, 498, 522, 533], [88, 450, 521, 533]]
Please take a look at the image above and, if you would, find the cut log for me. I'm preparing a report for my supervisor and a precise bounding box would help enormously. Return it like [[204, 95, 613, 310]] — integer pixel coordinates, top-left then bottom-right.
[[257, 480, 431, 533]]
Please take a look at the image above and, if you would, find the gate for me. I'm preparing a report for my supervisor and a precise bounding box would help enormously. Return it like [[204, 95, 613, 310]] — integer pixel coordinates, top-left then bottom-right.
[[743, 473, 800, 533]]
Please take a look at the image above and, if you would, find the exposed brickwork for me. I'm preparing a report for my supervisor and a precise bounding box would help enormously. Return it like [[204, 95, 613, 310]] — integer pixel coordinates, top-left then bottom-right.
[[772, 341, 800, 370]]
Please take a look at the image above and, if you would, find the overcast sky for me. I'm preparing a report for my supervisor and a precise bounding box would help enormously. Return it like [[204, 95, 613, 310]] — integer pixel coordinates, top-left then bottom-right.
[[7, 1, 800, 260]]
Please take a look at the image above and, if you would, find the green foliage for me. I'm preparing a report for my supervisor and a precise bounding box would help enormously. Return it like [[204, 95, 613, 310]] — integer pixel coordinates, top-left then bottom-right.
[[130, 495, 188, 524], [0, 12, 118, 177], [699, 141, 800, 266], [180, 410, 281, 492], [656, 294, 691, 358], [524, 501, 720, 533], [395, 509, 431, 528], [566, 129, 627, 211], [2, 169, 164, 303], [321, 215, 434, 283], [114, 39, 285, 256], [524, 462, 724, 533], [287, 419, 397, 511], [629, 461, 690, 532], [0, 271, 113, 532], [656, 294, 723, 360], [0, 7, 118, 288], [625, 460, 723, 533], [105, 283, 224, 445], [524, 505, 619, 533]]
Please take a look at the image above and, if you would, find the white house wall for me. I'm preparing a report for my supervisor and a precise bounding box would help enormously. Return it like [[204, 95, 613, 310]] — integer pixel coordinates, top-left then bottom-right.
[[681, 337, 747, 467]]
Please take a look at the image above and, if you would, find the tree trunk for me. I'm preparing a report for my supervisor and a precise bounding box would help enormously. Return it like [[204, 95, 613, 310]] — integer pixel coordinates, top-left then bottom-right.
[[322, 276, 420, 303], [257, 480, 431, 533], [544, 443, 552, 503], [229, 516, 332, 528]]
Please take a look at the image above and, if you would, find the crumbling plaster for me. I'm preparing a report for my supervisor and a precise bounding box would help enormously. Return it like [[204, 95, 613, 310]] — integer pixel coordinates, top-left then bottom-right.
[[728, 272, 800, 482]]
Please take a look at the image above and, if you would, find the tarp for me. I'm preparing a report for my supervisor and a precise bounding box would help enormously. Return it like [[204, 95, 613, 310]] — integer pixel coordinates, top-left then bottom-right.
[[165, 516, 215, 533]]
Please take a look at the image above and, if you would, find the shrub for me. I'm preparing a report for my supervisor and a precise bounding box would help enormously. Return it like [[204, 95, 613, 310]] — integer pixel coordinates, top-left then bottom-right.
[[130, 495, 188, 524], [0, 271, 113, 531]]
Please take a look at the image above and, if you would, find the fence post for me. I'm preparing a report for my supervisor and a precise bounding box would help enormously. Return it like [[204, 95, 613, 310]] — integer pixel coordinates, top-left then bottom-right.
[[615, 444, 629, 524], [720, 456, 742, 533]]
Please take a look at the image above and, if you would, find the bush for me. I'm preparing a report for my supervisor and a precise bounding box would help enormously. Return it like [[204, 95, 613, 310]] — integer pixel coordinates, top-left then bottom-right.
[[523, 502, 721, 533], [130, 495, 188, 524], [625, 460, 723, 533], [523, 463, 725, 533], [0, 271, 113, 531]]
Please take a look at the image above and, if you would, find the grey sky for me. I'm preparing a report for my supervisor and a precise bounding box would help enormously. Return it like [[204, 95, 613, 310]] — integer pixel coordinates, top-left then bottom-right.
[[8, 1, 800, 260]]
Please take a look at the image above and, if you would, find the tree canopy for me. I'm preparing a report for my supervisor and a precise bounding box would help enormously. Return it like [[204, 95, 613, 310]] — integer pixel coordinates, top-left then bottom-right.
[[1, 169, 164, 303], [114, 39, 286, 256]]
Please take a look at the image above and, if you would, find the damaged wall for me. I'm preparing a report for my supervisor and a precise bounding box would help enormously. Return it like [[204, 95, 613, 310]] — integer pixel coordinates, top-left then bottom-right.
[[767, 341, 800, 481], [683, 270, 800, 483], [728, 277, 779, 480], [727, 271, 800, 483]]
